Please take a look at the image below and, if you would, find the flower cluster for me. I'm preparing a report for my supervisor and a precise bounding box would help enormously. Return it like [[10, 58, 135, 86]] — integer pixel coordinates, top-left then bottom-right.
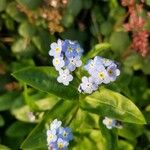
[[103, 117, 123, 129], [47, 119, 73, 150], [49, 39, 83, 86], [121, 0, 150, 57], [78, 56, 120, 94]]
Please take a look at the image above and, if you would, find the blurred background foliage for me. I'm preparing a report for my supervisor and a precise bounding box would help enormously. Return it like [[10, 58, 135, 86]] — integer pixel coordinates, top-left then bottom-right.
[[0, 0, 150, 150]]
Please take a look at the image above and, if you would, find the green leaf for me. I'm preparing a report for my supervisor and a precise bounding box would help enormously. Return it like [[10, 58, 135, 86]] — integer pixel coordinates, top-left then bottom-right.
[[110, 31, 130, 53], [0, 145, 11, 150], [6, 2, 26, 22], [19, 21, 37, 38], [16, 0, 43, 10], [118, 140, 134, 150], [32, 28, 50, 55], [12, 96, 59, 122], [11, 38, 36, 58], [0, 92, 19, 111], [80, 88, 146, 124], [6, 121, 34, 138], [83, 43, 111, 63], [118, 123, 144, 141], [21, 100, 78, 149], [12, 67, 79, 100]]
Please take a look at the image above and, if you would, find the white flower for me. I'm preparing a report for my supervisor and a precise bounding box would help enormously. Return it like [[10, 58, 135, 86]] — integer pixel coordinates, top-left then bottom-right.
[[78, 76, 98, 94], [57, 69, 73, 86], [52, 57, 65, 71], [49, 39, 62, 57], [50, 119, 62, 130], [102, 117, 117, 129]]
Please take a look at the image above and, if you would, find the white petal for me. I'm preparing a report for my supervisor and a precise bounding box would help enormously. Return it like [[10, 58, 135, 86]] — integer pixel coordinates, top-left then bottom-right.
[[50, 43, 57, 49], [82, 76, 88, 83], [116, 69, 120, 76]]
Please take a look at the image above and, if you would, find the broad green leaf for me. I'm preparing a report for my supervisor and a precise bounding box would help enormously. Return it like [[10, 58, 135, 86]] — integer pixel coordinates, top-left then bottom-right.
[[80, 88, 146, 124], [12, 67, 79, 100], [118, 123, 144, 141], [12, 96, 59, 122], [6, 2, 26, 22], [83, 43, 111, 63], [19, 22, 37, 38], [21, 100, 78, 149], [110, 31, 130, 53], [6, 121, 34, 138], [118, 140, 134, 150], [0, 145, 11, 150], [100, 21, 113, 36], [32, 28, 50, 55], [0, 115, 5, 127], [12, 38, 36, 58], [0, 92, 19, 111], [146, 0, 150, 6], [98, 118, 118, 150]]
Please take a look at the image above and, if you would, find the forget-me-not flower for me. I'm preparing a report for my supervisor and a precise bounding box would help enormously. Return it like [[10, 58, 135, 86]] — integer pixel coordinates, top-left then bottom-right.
[[49, 39, 62, 57], [79, 76, 98, 94], [52, 57, 65, 71], [57, 69, 73, 86], [47, 119, 73, 150], [66, 56, 82, 71]]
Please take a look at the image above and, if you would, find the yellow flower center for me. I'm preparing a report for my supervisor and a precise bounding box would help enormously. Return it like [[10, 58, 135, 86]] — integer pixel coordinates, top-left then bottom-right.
[[58, 143, 64, 149], [55, 47, 60, 52], [98, 72, 105, 79], [55, 59, 60, 64]]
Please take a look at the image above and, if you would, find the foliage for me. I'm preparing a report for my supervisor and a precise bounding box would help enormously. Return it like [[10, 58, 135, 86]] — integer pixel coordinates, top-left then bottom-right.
[[0, 0, 150, 150]]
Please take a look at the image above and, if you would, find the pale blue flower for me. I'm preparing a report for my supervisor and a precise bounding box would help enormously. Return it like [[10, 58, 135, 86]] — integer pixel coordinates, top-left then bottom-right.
[[92, 67, 110, 84], [50, 119, 62, 130], [75, 43, 84, 56], [107, 64, 120, 82], [58, 127, 73, 141], [47, 130, 57, 144], [84, 56, 103, 75], [57, 69, 73, 86], [54, 138, 69, 150], [62, 40, 78, 58], [78, 76, 98, 94], [102, 117, 117, 129], [47, 119, 73, 150], [66, 56, 82, 71], [52, 57, 65, 71], [49, 39, 62, 57]]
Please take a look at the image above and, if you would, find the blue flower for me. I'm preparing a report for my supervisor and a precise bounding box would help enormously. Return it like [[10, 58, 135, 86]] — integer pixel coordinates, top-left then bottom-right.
[[50, 119, 62, 130], [107, 64, 120, 82], [49, 39, 62, 57], [47, 119, 73, 150], [52, 57, 65, 71], [58, 127, 73, 141], [92, 67, 110, 84], [78, 76, 98, 94], [62, 40, 78, 58], [75, 43, 84, 56], [57, 69, 73, 86], [47, 129, 57, 144], [102, 117, 117, 129], [84, 56, 103, 75], [66, 56, 82, 72]]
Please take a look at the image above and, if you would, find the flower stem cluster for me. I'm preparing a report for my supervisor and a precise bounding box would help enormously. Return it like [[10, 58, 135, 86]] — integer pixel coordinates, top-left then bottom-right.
[[47, 119, 73, 150], [78, 56, 120, 94], [49, 39, 83, 86]]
